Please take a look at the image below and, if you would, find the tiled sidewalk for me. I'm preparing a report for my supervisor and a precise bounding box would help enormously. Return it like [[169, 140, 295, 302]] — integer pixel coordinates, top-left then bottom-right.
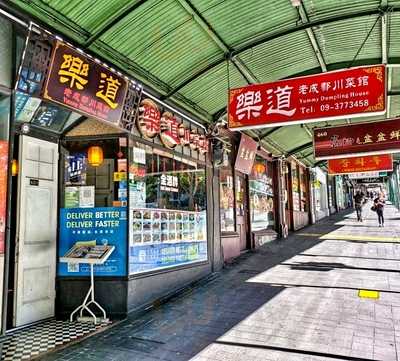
[[39, 203, 400, 361]]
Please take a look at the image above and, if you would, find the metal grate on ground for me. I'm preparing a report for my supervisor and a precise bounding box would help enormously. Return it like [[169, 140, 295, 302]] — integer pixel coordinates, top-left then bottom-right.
[[0, 319, 110, 361]]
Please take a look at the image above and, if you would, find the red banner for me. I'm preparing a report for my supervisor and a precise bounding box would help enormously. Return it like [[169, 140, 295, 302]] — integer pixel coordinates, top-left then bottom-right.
[[328, 154, 393, 175], [228, 65, 386, 130], [235, 134, 258, 174], [314, 118, 400, 160], [44, 41, 128, 124]]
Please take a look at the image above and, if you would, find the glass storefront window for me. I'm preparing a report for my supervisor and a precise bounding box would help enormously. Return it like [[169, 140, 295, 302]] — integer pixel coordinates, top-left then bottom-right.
[[0, 94, 10, 254], [59, 137, 128, 277], [220, 169, 235, 232], [129, 143, 207, 274], [249, 157, 274, 231], [0, 17, 12, 89]]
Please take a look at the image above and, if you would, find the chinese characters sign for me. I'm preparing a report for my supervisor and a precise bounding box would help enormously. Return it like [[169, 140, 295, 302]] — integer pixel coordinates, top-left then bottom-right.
[[314, 118, 400, 160], [160, 174, 179, 192], [44, 41, 128, 124], [328, 154, 393, 175], [137, 98, 209, 154], [228, 65, 386, 130], [235, 134, 258, 174]]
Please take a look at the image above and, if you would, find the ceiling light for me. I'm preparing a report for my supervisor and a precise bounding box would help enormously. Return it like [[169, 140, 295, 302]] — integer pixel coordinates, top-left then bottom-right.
[[291, 0, 301, 7]]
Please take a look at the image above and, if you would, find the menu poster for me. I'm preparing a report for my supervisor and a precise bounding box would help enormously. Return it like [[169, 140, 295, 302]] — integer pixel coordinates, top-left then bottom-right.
[[0, 141, 8, 253], [63, 244, 111, 260]]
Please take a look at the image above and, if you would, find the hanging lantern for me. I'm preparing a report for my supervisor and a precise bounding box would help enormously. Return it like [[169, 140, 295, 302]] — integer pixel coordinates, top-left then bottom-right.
[[88, 146, 104, 167], [11, 159, 18, 176], [253, 162, 266, 174]]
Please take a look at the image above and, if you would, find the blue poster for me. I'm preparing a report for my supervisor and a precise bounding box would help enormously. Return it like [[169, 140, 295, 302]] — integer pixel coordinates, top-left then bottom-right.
[[58, 207, 127, 277]]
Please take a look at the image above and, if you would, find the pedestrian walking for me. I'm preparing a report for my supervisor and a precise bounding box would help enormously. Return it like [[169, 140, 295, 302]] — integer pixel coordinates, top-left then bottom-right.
[[354, 191, 364, 222], [373, 193, 386, 227]]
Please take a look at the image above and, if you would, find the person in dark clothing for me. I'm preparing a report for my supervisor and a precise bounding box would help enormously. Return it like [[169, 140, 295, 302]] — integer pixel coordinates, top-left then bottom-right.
[[374, 194, 386, 227], [354, 191, 364, 222]]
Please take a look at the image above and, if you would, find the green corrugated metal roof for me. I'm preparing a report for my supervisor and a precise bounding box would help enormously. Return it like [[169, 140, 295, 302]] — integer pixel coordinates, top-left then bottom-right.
[[6, 0, 400, 165], [314, 15, 381, 65], [239, 31, 320, 83]]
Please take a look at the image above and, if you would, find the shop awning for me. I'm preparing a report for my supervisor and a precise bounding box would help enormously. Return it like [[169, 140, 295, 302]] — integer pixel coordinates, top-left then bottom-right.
[[6, 0, 400, 166]]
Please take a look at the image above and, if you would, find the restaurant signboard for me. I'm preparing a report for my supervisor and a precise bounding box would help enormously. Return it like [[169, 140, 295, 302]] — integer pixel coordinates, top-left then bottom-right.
[[137, 98, 208, 154], [43, 41, 128, 125], [235, 134, 258, 174], [328, 154, 393, 175], [228, 65, 386, 130], [314, 118, 400, 160]]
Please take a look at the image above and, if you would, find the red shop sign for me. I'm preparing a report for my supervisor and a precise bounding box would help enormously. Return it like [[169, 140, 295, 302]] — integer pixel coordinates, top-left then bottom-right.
[[314, 118, 400, 160], [228, 65, 386, 130], [44, 41, 128, 124], [136, 98, 209, 154], [328, 154, 393, 175], [235, 134, 258, 174]]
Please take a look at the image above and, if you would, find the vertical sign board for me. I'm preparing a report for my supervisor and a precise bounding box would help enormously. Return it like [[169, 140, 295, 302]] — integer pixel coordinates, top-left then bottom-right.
[[328, 154, 393, 175], [314, 118, 400, 160], [0, 141, 8, 253], [228, 65, 386, 130], [43, 41, 128, 125], [58, 207, 127, 276], [234, 134, 258, 174]]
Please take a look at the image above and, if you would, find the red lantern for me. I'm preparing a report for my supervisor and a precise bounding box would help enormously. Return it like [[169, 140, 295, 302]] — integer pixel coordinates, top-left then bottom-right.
[[88, 146, 104, 167]]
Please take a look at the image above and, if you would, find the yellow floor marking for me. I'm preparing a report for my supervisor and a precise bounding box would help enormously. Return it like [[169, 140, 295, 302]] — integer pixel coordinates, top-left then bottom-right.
[[320, 234, 400, 242], [297, 233, 400, 242], [297, 233, 322, 237], [358, 290, 379, 299]]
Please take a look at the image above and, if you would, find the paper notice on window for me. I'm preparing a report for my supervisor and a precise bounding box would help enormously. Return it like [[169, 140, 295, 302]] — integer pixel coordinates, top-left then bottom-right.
[[79, 186, 95, 208], [133, 147, 146, 165]]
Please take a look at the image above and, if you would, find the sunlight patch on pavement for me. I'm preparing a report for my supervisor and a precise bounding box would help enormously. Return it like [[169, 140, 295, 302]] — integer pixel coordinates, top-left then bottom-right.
[[296, 233, 400, 243]]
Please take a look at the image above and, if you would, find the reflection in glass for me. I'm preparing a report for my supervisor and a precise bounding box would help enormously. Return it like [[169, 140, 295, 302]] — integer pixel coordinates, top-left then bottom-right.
[[219, 169, 235, 232], [128, 144, 207, 274], [249, 157, 274, 231]]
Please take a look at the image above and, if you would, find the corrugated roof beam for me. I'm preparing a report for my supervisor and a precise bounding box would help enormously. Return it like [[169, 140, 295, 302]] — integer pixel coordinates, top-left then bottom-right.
[[382, 10, 388, 65], [175, 0, 258, 84], [298, 3, 327, 72]]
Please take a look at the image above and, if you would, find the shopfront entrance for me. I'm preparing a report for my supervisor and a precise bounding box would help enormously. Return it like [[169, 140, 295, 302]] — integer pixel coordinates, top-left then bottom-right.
[[14, 135, 58, 327], [235, 173, 249, 251]]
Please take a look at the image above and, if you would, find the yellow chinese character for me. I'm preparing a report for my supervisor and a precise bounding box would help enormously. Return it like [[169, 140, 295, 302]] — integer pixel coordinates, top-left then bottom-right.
[[58, 54, 89, 90], [341, 159, 350, 168], [355, 158, 365, 167], [390, 130, 400, 140], [96, 73, 121, 109], [377, 132, 386, 142], [372, 156, 381, 165], [364, 134, 373, 143]]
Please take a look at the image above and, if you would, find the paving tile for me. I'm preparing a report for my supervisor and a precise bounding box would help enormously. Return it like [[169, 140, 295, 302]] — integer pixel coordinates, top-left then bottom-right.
[[10, 204, 400, 361]]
